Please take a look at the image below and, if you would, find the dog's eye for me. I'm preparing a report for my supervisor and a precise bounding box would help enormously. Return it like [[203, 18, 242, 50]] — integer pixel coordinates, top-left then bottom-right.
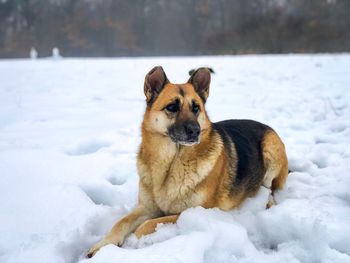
[[192, 102, 200, 114], [165, 101, 179, 113]]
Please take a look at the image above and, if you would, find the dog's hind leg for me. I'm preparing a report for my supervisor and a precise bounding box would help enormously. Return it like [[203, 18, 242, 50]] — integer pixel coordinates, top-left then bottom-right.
[[261, 130, 288, 209], [135, 214, 179, 238]]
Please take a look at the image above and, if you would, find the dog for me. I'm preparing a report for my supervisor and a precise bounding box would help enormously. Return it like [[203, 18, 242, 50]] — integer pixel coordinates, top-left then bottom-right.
[[87, 66, 288, 258]]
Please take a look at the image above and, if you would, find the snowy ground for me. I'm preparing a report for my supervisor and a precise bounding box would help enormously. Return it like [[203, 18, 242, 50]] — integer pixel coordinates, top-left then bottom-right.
[[0, 54, 350, 263]]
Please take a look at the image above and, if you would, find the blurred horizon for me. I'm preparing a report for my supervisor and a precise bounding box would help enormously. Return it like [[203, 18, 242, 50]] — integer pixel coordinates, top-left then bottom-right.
[[1, 0, 350, 58]]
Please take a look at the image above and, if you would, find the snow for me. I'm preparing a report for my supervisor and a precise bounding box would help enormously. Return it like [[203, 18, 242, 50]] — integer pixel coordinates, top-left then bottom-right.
[[0, 54, 350, 263]]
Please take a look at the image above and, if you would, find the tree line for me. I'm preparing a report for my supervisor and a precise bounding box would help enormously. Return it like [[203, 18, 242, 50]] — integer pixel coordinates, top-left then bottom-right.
[[0, 0, 349, 58]]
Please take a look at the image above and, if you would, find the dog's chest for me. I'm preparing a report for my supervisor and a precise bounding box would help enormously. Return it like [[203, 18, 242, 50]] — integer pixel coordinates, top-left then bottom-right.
[[153, 158, 205, 214], [138, 139, 221, 214]]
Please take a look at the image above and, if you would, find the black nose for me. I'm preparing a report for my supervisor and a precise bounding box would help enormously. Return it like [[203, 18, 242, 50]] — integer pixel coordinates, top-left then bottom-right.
[[184, 122, 200, 138]]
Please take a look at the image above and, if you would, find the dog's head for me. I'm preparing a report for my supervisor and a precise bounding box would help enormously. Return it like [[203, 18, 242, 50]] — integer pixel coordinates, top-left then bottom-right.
[[143, 66, 212, 146]]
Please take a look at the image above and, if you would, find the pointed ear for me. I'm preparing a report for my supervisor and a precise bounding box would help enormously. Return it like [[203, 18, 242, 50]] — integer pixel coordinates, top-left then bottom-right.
[[188, 67, 214, 76], [144, 66, 169, 105], [188, 67, 211, 102]]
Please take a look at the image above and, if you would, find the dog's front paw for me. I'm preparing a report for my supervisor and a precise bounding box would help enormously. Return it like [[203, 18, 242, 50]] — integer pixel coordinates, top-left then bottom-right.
[[86, 236, 123, 258]]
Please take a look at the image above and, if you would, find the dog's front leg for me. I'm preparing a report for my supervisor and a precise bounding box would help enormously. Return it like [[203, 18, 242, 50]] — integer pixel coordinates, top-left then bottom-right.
[[135, 214, 179, 238], [87, 205, 157, 258]]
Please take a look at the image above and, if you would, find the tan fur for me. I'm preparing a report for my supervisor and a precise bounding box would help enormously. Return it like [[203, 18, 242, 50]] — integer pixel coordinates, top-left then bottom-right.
[[135, 215, 179, 238], [87, 70, 288, 258], [261, 130, 288, 209], [262, 130, 288, 192]]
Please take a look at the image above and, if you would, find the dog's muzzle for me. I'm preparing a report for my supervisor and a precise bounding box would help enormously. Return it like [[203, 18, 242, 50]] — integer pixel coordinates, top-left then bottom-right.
[[168, 121, 200, 146]]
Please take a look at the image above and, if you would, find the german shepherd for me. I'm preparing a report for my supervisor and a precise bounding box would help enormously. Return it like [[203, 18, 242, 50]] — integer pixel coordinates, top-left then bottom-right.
[[87, 66, 288, 258]]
